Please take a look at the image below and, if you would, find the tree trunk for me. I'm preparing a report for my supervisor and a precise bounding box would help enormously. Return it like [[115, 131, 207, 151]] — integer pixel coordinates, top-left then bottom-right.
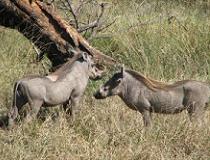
[[0, 0, 115, 67]]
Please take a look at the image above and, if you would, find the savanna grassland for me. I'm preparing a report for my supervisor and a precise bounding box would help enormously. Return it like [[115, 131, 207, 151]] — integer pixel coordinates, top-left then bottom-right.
[[0, 0, 210, 159]]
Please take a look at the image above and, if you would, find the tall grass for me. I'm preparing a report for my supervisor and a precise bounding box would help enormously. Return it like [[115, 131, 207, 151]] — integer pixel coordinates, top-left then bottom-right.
[[0, 1, 210, 160], [92, 0, 210, 80]]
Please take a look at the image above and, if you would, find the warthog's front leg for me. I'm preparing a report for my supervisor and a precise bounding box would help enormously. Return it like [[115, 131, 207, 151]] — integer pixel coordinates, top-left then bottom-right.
[[137, 97, 153, 128], [69, 96, 81, 122], [141, 110, 152, 128], [63, 96, 81, 122], [63, 100, 72, 116]]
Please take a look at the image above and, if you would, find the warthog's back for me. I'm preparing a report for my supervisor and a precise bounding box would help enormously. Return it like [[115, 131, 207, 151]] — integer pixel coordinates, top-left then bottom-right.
[[147, 80, 210, 114], [19, 76, 80, 106], [182, 80, 210, 103]]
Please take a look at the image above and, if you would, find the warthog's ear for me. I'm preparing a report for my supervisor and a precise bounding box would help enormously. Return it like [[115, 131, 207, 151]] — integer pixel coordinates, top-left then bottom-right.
[[121, 64, 125, 77], [95, 64, 105, 70], [81, 52, 89, 61]]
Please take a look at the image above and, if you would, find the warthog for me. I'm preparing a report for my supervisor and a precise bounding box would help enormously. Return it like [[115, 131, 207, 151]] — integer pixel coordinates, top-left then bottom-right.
[[8, 52, 103, 127], [94, 67, 210, 127]]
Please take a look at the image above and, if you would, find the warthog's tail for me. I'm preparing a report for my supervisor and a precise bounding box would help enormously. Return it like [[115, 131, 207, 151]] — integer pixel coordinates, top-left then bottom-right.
[[206, 85, 210, 110], [12, 81, 21, 108], [8, 81, 21, 126]]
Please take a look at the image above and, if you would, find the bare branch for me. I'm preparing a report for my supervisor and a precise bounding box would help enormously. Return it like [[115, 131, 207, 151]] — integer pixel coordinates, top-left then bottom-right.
[[97, 2, 106, 22], [77, 20, 98, 32], [77, 2, 106, 33], [74, 0, 87, 16], [46, 0, 55, 5], [62, 0, 79, 29], [97, 18, 117, 32], [87, 19, 116, 40], [33, 44, 42, 61], [60, 0, 115, 39]]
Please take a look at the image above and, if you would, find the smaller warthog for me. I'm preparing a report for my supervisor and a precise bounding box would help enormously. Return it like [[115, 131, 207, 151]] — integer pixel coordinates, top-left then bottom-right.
[[8, 52, 103, 127], [94, 67, 210, 127]]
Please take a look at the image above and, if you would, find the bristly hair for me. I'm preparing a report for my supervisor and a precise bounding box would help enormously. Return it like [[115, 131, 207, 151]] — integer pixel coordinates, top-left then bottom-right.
[[49, 53, 82, 79], [125, 69, 190, 91]]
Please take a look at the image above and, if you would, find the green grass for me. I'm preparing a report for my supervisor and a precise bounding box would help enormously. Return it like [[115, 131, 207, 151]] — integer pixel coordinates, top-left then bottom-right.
[[0, 1, 210, 159]]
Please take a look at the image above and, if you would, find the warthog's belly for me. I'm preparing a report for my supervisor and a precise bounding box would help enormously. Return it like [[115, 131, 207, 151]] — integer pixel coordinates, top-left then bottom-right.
[[151, 103, 186, 114], [149, 89, 186, 114]]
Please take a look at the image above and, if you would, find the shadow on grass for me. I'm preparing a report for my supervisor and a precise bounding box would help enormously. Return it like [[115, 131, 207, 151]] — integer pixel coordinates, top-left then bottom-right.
[[0, 107, 60, 130], [0, 114, 9, 129]]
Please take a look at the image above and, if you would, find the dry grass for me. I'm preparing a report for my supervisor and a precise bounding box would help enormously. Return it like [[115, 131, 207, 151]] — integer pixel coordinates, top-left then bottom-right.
[[0, 97, 209, 160], [0, 0, 210, 160]]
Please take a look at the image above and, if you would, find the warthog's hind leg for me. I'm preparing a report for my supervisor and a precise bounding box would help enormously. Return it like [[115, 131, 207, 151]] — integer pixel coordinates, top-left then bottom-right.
[[25, 100, 43, 124], [8, 106, 19, 128], [187, 102, 205, 126], [8, 95, 27, 128]]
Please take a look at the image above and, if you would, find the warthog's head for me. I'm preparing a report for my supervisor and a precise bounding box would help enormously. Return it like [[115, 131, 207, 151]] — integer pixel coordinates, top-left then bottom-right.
[[94, 66, 125, 99], [89, 63, 105, 80], [81, 52, 105, 80]]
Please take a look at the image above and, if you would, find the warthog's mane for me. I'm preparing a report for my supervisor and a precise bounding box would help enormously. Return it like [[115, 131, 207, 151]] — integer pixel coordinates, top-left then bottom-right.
[[125, 70, 190, 91], [49, 54, 82, 79]]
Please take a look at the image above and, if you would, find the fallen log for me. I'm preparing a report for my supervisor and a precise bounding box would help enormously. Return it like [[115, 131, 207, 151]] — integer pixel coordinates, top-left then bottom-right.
[[0, 0, 116, 67]]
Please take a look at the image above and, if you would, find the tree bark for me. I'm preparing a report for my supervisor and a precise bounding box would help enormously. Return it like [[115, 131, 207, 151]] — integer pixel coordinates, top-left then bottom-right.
[[0, 0, 115, 67]]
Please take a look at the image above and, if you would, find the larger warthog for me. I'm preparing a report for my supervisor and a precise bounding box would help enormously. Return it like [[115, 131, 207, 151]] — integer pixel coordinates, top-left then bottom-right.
[[8, 52, 104, 127], [94, 67, 210, 127]]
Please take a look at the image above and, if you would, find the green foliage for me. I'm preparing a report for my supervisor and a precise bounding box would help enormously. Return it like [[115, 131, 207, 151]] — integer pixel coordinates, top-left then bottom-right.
[[90, 0, 210, 80], [0, 1, 210, 159]]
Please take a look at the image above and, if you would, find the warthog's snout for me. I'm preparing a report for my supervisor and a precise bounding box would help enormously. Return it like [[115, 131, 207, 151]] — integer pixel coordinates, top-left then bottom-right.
[[94, 91, 104, 99]]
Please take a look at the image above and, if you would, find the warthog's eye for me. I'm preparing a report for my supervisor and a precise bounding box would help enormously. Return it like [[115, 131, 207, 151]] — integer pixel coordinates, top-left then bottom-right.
[[116, 79, 122, 84], [104, 87, 108, 92]]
